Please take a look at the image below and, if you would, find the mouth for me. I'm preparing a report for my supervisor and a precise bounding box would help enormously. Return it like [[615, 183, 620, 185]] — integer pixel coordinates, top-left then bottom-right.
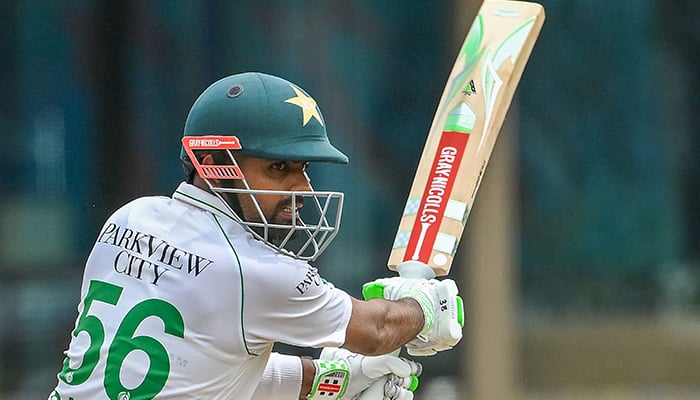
[[281, 203, 303, 217]]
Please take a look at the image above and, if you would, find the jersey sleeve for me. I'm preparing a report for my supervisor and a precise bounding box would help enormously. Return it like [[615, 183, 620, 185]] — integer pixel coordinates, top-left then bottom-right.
[[240, 254, 352, 352], [251, 353, 303, 400]]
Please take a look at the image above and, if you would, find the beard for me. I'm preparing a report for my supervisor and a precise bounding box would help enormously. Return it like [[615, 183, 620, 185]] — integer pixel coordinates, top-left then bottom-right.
[[261, 204, 306, 245], [222, 191, 305, 245], [259, 225, 299, 244]]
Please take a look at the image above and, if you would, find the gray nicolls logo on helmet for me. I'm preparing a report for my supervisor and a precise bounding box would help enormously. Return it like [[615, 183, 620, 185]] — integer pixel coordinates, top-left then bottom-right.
[[180, 72, 348, 261]]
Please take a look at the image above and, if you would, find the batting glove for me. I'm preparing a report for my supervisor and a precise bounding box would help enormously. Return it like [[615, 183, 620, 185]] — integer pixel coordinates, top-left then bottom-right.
[[384, 373, 420, 400], [362, 277, 464, 356], [307, 347, 421, 400]]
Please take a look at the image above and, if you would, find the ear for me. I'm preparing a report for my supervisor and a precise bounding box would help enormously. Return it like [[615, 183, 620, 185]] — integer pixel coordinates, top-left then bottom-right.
[[193, 153, 222, 188]]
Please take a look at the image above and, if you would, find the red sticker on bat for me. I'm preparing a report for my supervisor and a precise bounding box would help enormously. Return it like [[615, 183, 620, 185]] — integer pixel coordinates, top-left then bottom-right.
[[404, 131, 470, 263]]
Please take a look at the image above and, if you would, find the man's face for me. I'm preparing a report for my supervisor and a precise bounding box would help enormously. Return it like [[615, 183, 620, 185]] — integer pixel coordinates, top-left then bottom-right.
[[231, 154, 312, 227], [193, 151, 342, 259]]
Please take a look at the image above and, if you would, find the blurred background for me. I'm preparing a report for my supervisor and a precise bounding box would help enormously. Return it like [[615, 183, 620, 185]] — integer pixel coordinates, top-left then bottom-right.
[[1, 0, 699, 399]]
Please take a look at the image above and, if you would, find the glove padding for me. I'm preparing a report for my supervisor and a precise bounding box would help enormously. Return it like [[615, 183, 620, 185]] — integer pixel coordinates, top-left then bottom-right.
[[362, 277, 464, 356], [384, 374, 419, 400], [308, 347, 421, 400]]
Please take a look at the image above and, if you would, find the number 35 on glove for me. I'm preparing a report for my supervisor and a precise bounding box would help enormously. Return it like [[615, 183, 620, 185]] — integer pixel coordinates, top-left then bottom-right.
[[363, 277, 464, 356]]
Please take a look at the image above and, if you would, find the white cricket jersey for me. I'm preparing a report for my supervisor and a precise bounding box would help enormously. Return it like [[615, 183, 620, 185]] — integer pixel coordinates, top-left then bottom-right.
[[50, 182, 352, 400]]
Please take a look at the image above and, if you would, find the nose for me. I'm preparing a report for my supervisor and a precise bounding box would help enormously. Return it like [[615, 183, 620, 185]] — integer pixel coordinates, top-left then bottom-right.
[[290, 171, 312, 192]]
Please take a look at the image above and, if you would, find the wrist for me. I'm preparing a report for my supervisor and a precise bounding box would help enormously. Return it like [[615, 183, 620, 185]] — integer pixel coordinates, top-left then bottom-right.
[[307, 358, 350, 399], [300, 356, 315, 399], [401, 291, 434, 336]]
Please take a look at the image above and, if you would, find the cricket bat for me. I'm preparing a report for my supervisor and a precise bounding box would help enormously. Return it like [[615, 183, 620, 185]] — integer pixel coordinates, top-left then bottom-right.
[[389, 0, 545, 279], [359, 1, 544, 398]]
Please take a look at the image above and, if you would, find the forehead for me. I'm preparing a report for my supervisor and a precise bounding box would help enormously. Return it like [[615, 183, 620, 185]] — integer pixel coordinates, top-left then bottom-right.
[[235, 153, 308, 167]]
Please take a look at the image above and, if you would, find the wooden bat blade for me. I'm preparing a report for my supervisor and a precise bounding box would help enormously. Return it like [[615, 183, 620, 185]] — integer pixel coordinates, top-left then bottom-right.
[[389, 1, 545, 276]]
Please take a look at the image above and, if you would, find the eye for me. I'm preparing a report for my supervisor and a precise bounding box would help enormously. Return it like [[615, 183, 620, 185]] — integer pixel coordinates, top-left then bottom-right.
[[270, 161, 287, 171]]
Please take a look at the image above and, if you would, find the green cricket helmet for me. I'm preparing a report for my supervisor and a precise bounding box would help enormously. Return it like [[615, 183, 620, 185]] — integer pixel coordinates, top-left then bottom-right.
[[180, 72, 347, 261], [181, 72, 348, 173]]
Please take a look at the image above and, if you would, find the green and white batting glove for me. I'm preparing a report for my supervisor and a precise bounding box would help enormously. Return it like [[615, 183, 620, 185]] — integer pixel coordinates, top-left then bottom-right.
[[384, 374, 421, 400], [307, 347, 421, 400], [362, 277, 464, 357]]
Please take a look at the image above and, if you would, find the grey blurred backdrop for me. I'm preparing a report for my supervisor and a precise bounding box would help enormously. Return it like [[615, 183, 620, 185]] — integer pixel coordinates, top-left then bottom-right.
[[1, 1, 699, 399]]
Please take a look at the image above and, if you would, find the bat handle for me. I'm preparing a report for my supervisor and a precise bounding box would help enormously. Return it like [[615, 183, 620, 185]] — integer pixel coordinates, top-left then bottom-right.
[[396, 260, 436, 280], [358, 261, 435, 399], [357, 372, 392, 399]]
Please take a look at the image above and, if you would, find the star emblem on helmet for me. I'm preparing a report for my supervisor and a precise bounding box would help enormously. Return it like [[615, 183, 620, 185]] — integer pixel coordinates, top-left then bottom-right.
[[284, 85, 324, 127]]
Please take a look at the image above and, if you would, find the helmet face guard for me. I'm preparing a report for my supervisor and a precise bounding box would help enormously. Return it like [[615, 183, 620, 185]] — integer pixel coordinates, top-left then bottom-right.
[[182, 135, 343, 261]]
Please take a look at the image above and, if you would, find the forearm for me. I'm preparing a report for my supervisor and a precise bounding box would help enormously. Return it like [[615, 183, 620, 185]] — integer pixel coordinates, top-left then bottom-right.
[[252, 353, 313, 400], [343, 297, 424, 356]]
